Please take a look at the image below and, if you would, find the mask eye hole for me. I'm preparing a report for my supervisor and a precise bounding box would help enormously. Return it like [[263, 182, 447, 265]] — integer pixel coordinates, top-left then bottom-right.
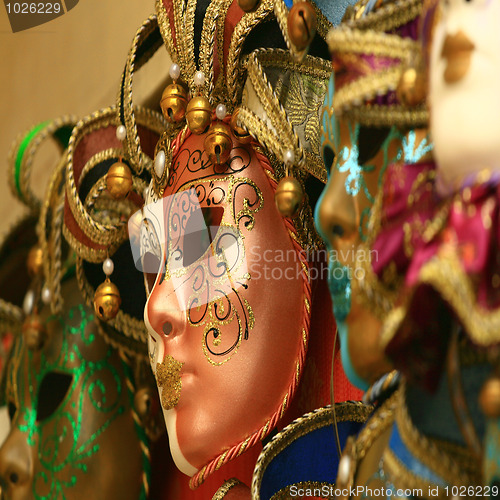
[[36, 371, 73, 422], [322, 145, 335, 175], [7, 401, 16, 421], [182, 207, 224, 267], [144, 253, 162, 295]]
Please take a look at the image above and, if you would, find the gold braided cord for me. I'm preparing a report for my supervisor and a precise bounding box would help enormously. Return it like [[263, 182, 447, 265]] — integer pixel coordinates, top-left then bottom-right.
[[344, 104, 429, 128], [38, 151, 68, 314], [327, 27, 420, 59], [312, 1, 332, 40], [212, 478, 243, 500], [344, 0, 422, 33], [214, 0, 234, 98], [252, 48, 332, 79], [66, 107, 162, 250], [236, 107, 288, 165], [155, 0, 178, 61], [0, 298, 23, 332], [67, 146, 128, 247], [121, 15, 167, 174], [226, 0, 274, 105], [333, 65, 401, 110], [8, 115, 77, 214], [183, 0, 198, 90], [172, 0, 187, 75], [199, 0, 229, 100]]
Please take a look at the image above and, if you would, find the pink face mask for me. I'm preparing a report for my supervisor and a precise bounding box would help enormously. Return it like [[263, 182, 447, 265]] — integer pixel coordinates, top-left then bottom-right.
[[138, 126, 311, 485]]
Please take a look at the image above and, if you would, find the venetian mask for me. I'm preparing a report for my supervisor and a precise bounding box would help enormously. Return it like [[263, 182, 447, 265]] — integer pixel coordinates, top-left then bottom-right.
[[430, 0, 500, 193], [316, 75, 401, 390], [0, 282, 144, 500], [315, 6, 432, 390], [140, 127, 309, 479]]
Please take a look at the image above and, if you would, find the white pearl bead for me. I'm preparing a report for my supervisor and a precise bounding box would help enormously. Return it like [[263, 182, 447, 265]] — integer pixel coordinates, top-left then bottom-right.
[[169, 63, 181, 81], [23, 290, 35, 315], [154, 150, 166, 178], [193, 70, 205, 87], [41, 286, 52, 305], [116, 125, 126, 141], [103, 257, 114, 276], [338, 454, 351, 485], [215, 103, 227, 120], [283, 149, 295, 167]]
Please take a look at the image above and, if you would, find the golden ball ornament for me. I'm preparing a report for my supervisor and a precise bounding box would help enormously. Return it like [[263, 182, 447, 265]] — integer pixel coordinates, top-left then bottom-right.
[[160, 83, 188, 123], [186, 95, 212, 135], [237, 0, 260, 12], [396, 57, 426, 107], [275, 176, 304, 217], [134, 387, 155, 419], [230, 108, 252, 144], [287, 2, 317, 52], [479, 374, 500, 418], [106, 161, 133, 200], [22, 314, 46, 350], [93, 279, 121, 321], [204, 122, 232, 165], [27, 245, 43, 277]]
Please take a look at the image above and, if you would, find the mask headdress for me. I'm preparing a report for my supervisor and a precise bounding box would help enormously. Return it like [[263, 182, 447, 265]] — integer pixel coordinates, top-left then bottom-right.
[[326, 0, 428, 130]]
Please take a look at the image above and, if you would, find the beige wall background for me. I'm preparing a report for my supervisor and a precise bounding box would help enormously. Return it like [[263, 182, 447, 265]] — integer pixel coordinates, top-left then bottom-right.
[[0, 0, 168, 236], [0, 0, 170, 441]]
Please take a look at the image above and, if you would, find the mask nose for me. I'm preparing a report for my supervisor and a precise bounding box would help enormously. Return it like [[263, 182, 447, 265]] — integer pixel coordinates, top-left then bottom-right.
[[316, 170, 358, 257], [0, 427, 33, 499]]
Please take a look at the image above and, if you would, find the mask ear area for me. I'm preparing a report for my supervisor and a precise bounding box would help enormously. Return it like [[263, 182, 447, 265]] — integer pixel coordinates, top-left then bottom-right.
[[36, 371, 73, 422]]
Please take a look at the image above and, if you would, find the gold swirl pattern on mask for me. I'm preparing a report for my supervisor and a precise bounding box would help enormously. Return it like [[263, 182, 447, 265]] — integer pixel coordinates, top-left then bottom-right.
[[156, 354, 184, 410]]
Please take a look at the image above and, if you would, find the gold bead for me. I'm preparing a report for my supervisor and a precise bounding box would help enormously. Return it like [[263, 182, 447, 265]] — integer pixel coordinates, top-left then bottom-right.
[[106, 161, 133, 200], [237, 0, 260, 12], [134, 387, 155, 419], [26, 244, 43, 277], [275, 176, 304, 217], [230, 108, 252, 144], [479, 374, 500, 418], [160, 83, 188, 123], [397, 54, 426, 107], [287, 2, 317, 52], [204, 122, 232, 165], [186, 95, 212, 135], [22, 314, 46, 350], [93, 278, 121, 321]]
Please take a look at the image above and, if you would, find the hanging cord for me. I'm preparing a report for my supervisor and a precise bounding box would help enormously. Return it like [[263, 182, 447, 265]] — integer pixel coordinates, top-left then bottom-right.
[[119, 350, 152, 500], [330, 326, 342, 459]]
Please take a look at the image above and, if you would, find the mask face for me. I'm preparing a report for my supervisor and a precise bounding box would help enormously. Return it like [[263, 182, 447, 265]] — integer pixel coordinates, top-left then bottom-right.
[[316, 76, 404, 389], [0, 286, 143, 500], [143, 130, 307, 475], [430, 0, 500, 192]]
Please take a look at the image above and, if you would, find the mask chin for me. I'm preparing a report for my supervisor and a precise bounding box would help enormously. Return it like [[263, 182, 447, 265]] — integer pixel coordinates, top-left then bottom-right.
[[163, 408, 198, 477], [338, 321, 369, 391]]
